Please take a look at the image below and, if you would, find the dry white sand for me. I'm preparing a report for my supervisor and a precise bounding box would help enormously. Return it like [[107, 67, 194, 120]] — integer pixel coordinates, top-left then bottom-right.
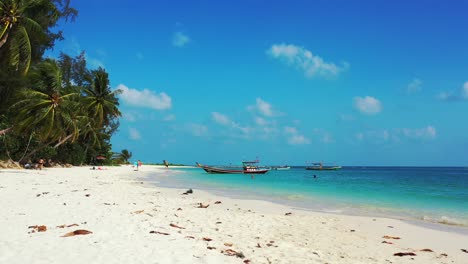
[[0, 166, 467, 264]]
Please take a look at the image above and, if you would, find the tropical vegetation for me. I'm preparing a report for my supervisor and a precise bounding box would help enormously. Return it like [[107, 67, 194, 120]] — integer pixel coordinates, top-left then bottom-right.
[[0, 0, 128, 166]]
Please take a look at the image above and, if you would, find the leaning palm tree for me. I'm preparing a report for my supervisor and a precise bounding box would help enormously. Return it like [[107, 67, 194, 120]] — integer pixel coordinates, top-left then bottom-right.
[[12, 59, 79, 161], [120, 149, 132, 164], [0, 0, 47, 74], [82, 67, 121, 127]]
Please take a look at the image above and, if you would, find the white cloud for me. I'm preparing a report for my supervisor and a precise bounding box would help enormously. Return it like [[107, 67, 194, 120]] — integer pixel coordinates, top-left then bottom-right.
[[288, 135, 311, 145], [284, 126, 298, 134], [313, 128, 335, 144], [189, 124, 208, 137], [401, 126, 436, 139], [172, 32, 191, 47], [463, 82, 468, 98], [437, 81, 468, 101], [248, 98, 281, 117], [354, 96, 382, 115], [163, 114, 176, 121], [255, 117, 268, 126], [129, 128, 141, 140], [117, 84, 172, 110], [122, 112, 137, 122], [407, 78, 422, 93], [267, 43, 348, 78], [284, 126, 310, 145], [211, 112, 231, 125], [357, 126, 436, 143]]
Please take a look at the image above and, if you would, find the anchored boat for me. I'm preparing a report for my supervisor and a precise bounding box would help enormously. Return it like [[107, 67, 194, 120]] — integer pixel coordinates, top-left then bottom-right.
[[305, 162, 341, 170], [196, 160, 269, 174]]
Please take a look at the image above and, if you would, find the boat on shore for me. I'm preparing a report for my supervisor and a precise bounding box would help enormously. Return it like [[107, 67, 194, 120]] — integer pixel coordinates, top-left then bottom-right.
[[196, 161, 269, 174], [306, 162, 341, 170]]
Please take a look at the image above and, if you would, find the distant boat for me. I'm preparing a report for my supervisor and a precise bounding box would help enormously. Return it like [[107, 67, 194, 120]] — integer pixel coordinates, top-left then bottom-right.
[[306, 162, 341, 170], [196, 160, 269, 174], [272, 165, 291, 170]]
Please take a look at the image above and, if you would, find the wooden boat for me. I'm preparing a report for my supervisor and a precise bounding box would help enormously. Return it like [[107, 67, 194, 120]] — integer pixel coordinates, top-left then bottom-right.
[[305, 162, 341, 170], [196, 161, 269, 174]]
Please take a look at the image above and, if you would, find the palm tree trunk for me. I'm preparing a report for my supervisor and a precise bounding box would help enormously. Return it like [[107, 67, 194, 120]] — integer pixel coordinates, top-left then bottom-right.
[[0, 127, 12, 136], [0, 33, 9, 49]]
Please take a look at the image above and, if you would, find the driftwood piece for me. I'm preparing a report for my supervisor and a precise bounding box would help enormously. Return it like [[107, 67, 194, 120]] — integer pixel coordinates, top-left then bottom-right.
[[197, 203, 209, 208], [170, 223, 185, 229], [149, 231, 170, 235], [393, 252, 416, 257]]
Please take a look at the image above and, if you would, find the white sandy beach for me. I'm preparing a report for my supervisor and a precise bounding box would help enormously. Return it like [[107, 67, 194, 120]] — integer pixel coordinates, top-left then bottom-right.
[[0, 166, 467, 264]]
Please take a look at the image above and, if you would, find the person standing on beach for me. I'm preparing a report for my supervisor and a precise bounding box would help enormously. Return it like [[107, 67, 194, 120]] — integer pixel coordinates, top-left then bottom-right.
[[138, 160, 142, 169], [134, 161, 139, 171], [38, 159, 44, 170]]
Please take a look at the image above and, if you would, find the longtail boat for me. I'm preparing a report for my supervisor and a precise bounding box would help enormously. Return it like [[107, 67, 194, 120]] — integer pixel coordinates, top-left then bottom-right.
[[305, 162, 341, 170], [196, 160, 269, 174]]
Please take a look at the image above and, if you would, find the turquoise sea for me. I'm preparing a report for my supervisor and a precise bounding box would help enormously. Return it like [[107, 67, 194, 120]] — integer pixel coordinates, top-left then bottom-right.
[[148, 166, 468, 229]]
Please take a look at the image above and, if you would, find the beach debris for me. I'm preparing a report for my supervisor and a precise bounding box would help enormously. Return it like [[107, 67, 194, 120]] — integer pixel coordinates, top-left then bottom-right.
[[36, 194, 41, 197], [256, 243, 262, 248], [224, 242, 233, 247], [214, 201, 222, 204], [285, 212, 292, 216], [133, 210, 145, 214], [85, 194, 90, 197], [382, 241, 393, 244], [216, 222, 222, 224], [243, 260, 251, 264], [207, 246, 216, 250], [28, 225, 47, 233], [222, 249, 245, 258], [266, 243, 273, 247], [185, 236, 195, 239], [56, 224, 79, 228], [461, 249, 468, 253], [197, 203, 210, 208], [149, 231, 170, 235], [177, 208, 182, 211], [420, 249, 434, 252], [388, 226, 394, 228], [350, 229, 356, 232], [393, 252, 416, 257], [61, 229, 93, 237], [383, 235, 401, 240], [438, 253, 448, 257], [182, 189, 193, 195], [203, 237, 213, 241], [169, 223, 185, 229]]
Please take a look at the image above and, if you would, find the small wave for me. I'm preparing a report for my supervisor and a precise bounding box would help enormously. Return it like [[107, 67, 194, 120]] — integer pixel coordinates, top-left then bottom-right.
[[421, 215, 468, 227], [286, 194, 305, 201]]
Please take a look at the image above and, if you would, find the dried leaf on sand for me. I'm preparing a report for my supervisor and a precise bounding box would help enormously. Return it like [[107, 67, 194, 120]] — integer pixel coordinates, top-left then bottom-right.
[[61, 229, 93, 237], [197, 203, 209, 208], [203, 237, 213, 241], [383, 235, 401, 240]]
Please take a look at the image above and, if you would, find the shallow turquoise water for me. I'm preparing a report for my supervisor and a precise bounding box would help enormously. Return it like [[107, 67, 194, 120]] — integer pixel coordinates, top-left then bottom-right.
[[148, 166, 468, 227]]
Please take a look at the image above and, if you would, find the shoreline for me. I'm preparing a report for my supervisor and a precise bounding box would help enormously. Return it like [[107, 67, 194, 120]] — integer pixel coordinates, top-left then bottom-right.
[[1, 166, 467, 263], [146, 166, 468, 233]]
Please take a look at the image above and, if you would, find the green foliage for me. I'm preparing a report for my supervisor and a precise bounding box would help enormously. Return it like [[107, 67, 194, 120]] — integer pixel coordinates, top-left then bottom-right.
[[0, 1, 131, 166]]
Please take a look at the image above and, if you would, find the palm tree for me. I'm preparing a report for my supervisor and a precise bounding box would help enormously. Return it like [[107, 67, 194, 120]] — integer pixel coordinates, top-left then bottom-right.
[[82, 67, 121, 127], [120, 149, 132, 164], [0, 0, 45, 74], [12, 59, 79, 161]]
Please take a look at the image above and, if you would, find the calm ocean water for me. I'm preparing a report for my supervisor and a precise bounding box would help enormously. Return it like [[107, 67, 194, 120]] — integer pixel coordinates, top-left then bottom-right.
[[147, 166, 468, 228]]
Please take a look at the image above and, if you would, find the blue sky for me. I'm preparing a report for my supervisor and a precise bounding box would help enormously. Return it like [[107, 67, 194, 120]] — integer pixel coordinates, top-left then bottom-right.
[[47, 0, 468, 166]]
